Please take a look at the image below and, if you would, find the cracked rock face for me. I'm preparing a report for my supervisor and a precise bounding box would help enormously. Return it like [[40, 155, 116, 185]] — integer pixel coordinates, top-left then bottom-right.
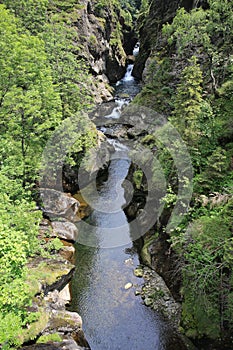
[[75, 0, 127, 87]]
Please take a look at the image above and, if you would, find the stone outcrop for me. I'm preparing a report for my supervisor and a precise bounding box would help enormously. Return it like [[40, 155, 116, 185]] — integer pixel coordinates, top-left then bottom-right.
[[133, 0, 199, 80], [137, 266, 181, 325], [62, 131, 113, 194], [20, 251, 90, 350], [74, 0, 137, 102]]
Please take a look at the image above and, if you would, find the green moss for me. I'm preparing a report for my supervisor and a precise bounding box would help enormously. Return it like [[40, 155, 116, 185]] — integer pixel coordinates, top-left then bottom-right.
[[133, 169, 143, 189], [150, 289, 165, 299], [27, 259, 73, 296], [37, 333, 63, 343], [96, 17, 106, 29], [89, 34, 98, 47], [19, 311, 49, 344], [46, 238, 64, 253], [141, 233, 158, 266]]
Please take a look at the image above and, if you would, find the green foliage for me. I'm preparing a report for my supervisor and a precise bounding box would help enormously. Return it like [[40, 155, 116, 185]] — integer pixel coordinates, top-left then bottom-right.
[[134, 55, 174, 114], [0, 177, 42, 348], [37, 332, 63, 343], [0, 2, 99, 347], [2, 0, 48, 34], [136, 0, 233, 342], [46, 237, 63, 252], [215, 76, 233, 142], [133, 169, 143, 189], [160, 185, 177, 209], [163, 7, 211, 55], [208, 0, 233, 54], [0, 5, 62, 186], [171, 56, 203, 146], [0, 313, 22, 348], [169, 200, 232, 338], [41, 20, 94, 118], [194, 147, 231, 193], [136, 0, 150, 31]]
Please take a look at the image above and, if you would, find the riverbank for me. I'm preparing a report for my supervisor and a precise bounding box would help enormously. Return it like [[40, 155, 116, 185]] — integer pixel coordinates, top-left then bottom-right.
[[17, 191, 91, 350]]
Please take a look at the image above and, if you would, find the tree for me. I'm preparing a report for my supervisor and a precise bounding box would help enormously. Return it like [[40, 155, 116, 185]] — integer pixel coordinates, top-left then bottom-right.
[[2, 0, 48, 34], [40, 20, 94, 119], [162, 7, 211, 56], [0, 5, 62, 186], [171, 56, 203, 145], [176, 200, 233, 339], [0, 172, 42, 348]]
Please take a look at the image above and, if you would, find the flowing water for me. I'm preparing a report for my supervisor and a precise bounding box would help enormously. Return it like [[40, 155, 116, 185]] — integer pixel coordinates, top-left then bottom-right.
[[70, 50, 183, 350]]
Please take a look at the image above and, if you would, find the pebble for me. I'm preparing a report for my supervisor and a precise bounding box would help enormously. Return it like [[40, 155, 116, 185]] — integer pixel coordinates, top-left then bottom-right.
[[124, 258, 134, 266], [144, 297, 153, 306], [124, 282, 133, 290], [134, 268, 144, 278]]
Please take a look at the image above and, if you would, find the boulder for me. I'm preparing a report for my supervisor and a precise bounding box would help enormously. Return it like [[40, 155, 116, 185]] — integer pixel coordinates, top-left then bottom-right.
[[59, 245, 75, 263], [140, 266, 181, 327], [40, 189, 80, 222], [59, 284, 71, 303], [51, 220, 79, 242], [20, 339, 88, 350], [45, 309, 82, 333]]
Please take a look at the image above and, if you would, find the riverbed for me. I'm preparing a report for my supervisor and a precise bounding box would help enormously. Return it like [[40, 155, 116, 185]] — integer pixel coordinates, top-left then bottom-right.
[[70, 49, 184, 350]]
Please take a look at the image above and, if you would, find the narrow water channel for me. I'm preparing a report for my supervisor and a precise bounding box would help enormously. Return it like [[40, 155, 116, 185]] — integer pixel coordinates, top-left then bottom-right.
[[70, 49, 182, 350]]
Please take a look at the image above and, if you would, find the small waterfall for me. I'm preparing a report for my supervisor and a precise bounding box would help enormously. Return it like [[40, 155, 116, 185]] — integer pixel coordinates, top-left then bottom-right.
[[133, 42, 140, 56], [107, 139, 129, 153], [70, 39, 182, 350], [104, 43, 141, 120], [104, 98, 128, 119], [122, 64, 134, 82]]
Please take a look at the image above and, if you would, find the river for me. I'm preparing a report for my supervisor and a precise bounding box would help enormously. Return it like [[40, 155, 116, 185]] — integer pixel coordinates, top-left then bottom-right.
[[70, 48, 183, 350]]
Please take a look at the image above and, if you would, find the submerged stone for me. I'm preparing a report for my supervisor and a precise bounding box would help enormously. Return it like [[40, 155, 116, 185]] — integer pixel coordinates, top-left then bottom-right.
[[134, 268, 144, 278], [124, 282, 133, 290]]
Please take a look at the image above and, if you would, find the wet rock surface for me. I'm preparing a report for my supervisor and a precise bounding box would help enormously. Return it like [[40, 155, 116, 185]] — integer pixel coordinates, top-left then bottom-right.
[[137, 266, 181, 326], [73, 0, 138, 97], [51, 220, 79, 243]]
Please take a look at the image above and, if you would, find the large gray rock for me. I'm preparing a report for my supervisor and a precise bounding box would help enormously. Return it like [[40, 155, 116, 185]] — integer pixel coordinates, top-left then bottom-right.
[[51, 220, 79, 242], [40, 189, 80, 222], [20, 340, 89, 350], [45, 309, 82, 333]]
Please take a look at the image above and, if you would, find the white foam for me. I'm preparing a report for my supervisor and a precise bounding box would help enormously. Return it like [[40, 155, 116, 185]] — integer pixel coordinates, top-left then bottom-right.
[[133, 42, 140, 56], [123, 65, 134, 82]]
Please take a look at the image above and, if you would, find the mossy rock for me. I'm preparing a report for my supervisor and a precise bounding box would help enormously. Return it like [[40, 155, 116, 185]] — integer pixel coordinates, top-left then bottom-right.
[[37, 333, 63, 343], [27, 257, 74, 296], [134, 267, 144, 277], [18, 311, 49, 344], [141, 233, 158, 266], [46, 310, 82, 332]]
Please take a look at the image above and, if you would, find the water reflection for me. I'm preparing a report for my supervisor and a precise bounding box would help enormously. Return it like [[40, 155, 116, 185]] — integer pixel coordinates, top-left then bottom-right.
[[70, 156, 167, 350]]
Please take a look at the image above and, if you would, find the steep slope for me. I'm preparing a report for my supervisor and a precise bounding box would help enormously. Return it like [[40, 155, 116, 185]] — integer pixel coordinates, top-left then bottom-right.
[[131, 0, 233, 348], [133, 0, 208, 80]]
